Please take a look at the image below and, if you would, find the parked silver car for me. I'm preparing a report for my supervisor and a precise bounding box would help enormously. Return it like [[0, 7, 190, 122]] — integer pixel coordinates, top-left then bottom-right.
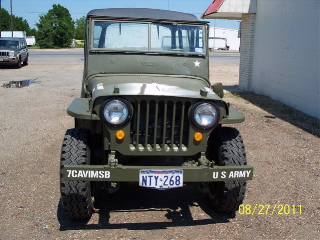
[[0, 37, 29, 68]]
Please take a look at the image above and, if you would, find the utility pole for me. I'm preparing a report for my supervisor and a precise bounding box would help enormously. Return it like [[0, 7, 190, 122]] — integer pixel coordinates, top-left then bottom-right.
[[0, 0, 2, 37], [10, 0, 13, 37], [214, 19, 216, 50]]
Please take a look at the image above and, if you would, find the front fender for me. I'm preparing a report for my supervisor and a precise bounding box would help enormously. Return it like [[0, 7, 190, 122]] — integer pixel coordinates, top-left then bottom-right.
[[67, 98, 99, 120], [220, 105, 245, 124]]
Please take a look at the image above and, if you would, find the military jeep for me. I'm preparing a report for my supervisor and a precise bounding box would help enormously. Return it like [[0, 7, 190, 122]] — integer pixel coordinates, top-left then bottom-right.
[[60, 8, 253, 219]]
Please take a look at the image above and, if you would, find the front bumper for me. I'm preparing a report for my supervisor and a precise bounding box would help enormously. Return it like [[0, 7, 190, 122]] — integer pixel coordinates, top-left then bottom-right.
[[63, 164, 253, 182], [0, 57, 18, 65]]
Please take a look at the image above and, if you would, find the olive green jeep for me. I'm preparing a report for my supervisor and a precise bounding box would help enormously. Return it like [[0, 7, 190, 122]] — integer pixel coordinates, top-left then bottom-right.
[[60, 8, 253, 219]]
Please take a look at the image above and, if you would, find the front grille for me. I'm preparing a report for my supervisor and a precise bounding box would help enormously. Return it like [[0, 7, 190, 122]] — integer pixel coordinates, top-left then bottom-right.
[[130, 99, 191, 152], [0, 52, 9, 57]]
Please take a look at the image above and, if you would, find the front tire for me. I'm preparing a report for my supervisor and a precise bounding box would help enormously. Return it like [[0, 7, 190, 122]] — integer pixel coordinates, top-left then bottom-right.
[[23, 55, 29, 66], [60, 128, 94, 219], [207, 127, 247, 213], [16, 57, 21, 69]]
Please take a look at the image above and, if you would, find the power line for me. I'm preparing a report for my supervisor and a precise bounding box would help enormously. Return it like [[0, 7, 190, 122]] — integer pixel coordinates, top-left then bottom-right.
[[13, 11, 87, 14]]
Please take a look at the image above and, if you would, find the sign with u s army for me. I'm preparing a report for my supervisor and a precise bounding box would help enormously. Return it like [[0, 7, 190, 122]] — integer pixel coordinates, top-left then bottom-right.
[[212, 169, 253, 180], [62, 165, 253, 182]]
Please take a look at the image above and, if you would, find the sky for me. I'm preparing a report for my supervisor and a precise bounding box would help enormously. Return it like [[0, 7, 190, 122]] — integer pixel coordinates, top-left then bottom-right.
[[1, 0, 240, 30]]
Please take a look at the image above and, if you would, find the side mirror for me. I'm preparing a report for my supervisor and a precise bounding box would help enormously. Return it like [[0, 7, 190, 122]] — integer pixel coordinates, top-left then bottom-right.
[[211, 82, 224, 98]]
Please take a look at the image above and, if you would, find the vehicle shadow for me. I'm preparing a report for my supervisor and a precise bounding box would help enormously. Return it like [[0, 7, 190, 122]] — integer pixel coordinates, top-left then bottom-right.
[[57, 183, 233, 231], [0, 64, 27, 69], [224, 85, 320, 138]]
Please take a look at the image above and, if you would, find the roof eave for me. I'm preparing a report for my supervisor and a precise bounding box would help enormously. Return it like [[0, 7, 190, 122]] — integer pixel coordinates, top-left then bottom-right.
[[202, 12, 243, 20], [88, 15, 208, 24], [201, 0, 225, 19]]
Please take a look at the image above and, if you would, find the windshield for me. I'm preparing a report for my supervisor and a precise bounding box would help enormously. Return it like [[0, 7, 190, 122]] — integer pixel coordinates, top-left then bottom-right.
[[0, 40, 19, 49], [93, 21, 205, 54]]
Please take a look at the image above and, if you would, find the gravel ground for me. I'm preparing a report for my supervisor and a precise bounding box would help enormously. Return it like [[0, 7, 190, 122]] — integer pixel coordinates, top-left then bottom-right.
[[0, 49, 319, 239]]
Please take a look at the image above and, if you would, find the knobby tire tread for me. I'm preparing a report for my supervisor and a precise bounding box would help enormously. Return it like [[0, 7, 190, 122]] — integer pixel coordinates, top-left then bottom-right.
[[60, 128, 93, 219], [208, 127, 247, 213]]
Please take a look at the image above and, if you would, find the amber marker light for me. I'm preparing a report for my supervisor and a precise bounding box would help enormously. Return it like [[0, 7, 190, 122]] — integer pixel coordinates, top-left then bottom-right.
[[194, 132, 203, 142], [116, 130, 125, 140]]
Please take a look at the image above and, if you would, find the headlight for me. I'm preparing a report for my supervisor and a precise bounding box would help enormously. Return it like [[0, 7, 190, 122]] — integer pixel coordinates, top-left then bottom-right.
[[9, 51, 15, 57], [100, 98, 132, 127], [190, 102, 220, 130]]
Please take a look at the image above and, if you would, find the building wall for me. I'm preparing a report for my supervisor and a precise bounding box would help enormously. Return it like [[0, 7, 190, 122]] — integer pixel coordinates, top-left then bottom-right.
[[239, 13, 256, 91], [251, 0, 320, 119]]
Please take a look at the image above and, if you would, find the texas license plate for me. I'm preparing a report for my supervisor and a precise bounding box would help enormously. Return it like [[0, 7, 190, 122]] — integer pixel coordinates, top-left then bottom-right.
[[139, 169, 183, 189]]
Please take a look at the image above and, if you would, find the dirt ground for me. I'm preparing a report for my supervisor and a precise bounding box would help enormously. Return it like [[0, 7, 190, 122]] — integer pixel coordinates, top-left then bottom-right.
[[0, 50, 319, 239]]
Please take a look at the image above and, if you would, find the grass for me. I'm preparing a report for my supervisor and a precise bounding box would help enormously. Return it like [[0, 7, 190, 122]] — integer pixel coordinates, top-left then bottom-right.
[[28, 45, 40, 49]]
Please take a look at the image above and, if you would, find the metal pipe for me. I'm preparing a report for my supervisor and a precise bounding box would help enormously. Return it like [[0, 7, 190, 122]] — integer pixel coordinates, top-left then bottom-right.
[[10, 0, 13, 37], [179, 103, 185, 149], [162, 102, 167, 148], [153, 102, 158, 149], [136, 102, 140, 149], [145, 102, 149, 149], [171, 102, 176, 149], [0, 0, 2, 37]]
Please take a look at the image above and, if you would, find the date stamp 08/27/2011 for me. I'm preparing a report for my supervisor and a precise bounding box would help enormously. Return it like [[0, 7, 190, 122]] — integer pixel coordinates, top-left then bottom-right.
[[238, 204, 303, 215]]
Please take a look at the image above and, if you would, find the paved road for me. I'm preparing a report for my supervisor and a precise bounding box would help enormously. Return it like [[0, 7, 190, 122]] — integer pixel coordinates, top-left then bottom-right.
[[29, 50, 84, 55], [28, 49, 240, 65], [29, 49, 84, 63], [209, 52, 240, 65]]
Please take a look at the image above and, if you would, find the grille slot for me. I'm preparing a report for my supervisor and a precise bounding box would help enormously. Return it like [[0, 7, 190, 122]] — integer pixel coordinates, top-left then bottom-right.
[[130, 99, 191, 152], [0, 52, 9, 57]]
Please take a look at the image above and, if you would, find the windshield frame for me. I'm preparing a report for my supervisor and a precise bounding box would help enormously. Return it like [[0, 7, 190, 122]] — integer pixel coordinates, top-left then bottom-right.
[[0, 40, 20, 49], [90, 19, 207, 56]]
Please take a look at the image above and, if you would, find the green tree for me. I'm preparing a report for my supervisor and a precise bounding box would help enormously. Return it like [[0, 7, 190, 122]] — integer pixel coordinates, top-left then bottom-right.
[[0, 8, 36, 36], [36, 4, 74, 48], [74, 16, 86, 40], [28, 28, 38, 38], [0, 9, 11, 30]]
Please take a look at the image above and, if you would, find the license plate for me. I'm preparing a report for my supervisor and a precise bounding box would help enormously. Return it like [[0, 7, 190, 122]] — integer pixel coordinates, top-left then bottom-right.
[[139, 169, 183, 189]]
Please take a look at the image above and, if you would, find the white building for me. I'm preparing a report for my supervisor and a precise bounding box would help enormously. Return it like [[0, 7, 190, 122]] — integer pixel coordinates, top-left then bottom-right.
[[1, 31, 26, 38], [26, 36, 36, 46], [209, 27, 240, 51], [203, 0, 320, 119]]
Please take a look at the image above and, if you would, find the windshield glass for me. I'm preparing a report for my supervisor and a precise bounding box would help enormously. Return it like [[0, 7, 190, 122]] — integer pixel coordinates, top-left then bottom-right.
[[0, 40, 19, 49], [93, 21, 205, 54], [150, 24, 204, 53]]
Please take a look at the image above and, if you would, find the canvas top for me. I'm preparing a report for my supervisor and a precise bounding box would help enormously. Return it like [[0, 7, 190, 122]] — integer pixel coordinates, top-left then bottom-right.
[[87, 8, 204, 23]]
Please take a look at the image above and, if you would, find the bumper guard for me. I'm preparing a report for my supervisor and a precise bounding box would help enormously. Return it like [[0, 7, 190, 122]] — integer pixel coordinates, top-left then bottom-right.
[[63, 164, 253, 182]]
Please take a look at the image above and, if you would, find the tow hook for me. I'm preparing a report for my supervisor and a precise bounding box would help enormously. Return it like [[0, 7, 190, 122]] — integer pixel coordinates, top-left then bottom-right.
[[198, 182, 209, 193], [107, 182, 120, 193]]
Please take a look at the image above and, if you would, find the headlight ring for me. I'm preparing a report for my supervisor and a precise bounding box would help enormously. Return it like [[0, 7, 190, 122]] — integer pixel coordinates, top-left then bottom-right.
[[99, 98, 132, 128], [190, 101, 220, 130]]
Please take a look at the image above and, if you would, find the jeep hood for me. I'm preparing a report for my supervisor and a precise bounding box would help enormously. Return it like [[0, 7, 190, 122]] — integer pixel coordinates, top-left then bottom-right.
[[86, 74, 222, 101]]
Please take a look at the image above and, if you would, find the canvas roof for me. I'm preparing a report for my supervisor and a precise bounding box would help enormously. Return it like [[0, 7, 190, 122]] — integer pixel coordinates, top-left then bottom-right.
[[87, 8, 205, 23]]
